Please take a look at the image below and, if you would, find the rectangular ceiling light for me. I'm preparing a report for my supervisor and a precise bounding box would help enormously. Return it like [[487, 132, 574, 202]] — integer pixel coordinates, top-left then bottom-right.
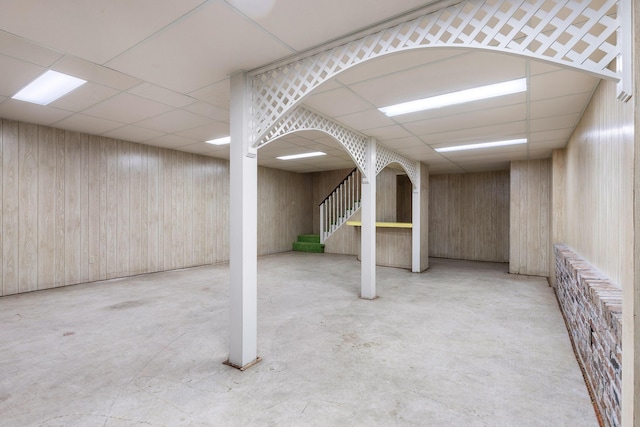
[[277, 151, 326, 160], [379, 78, 527, 117], [205, 136, 231, 145], [12, 70, 87, 105], [435, 138, 527, 153]]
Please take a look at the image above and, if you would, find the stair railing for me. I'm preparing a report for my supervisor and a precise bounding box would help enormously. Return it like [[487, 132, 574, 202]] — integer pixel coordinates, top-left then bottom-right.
[[319, 168, 362, 243]]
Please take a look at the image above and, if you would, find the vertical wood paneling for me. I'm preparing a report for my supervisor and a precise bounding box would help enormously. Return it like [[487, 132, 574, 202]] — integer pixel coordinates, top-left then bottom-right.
[[104, 138, 117, 279], [18, 123, 38, 292], [509, 159, 551, 276], [429, 171, 510, 262], [562, 80, 633, 290], [116, 140, 130, 276], [2, 121, 19, 295], [129, 142, 142, 275], [37, 126, 56, 289], [0, 118, 317, 296], [87, 136, 101, 282], [64, 132, 82, 285]]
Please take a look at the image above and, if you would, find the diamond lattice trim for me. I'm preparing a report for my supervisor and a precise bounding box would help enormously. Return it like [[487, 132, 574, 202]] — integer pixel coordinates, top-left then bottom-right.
[[376, 144, 418, 188], [250, 0, 620, 143], [258, 106, 369, 176]]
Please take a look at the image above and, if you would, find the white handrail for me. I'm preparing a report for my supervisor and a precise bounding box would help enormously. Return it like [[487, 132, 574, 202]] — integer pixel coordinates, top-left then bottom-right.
[[320, 168, 362, 243]]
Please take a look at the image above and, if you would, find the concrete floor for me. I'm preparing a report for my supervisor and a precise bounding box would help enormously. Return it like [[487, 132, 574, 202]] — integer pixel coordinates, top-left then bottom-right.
[[0, 252, 597, 427]]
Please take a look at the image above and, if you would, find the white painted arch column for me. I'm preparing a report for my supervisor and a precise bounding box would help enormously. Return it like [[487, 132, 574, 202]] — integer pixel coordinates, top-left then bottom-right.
[[360, 138, 376, 299], [226, 71, 260, 370]]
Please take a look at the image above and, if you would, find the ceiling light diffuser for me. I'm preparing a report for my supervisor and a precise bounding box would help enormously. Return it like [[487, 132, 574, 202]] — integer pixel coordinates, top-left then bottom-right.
[[277, 152, 326, 160], [379, 78, 527, 117], [12, 70, 87, 105], [435, 138, 527, 153], [205, 136, 231, 145]]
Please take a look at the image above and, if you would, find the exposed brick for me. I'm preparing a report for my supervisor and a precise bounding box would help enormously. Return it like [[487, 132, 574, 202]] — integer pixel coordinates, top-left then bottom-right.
[[554, 244, 622, 427]]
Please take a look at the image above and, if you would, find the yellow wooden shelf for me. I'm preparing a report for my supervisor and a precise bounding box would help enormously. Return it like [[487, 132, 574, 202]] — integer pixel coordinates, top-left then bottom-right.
[[346, 220, 412, 229]]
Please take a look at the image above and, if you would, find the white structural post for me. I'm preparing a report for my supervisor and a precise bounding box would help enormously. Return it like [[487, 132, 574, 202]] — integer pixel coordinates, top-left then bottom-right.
[[227, 71, 260, 370], [361, 138, 376, 299], [411, 162, 421, 273]]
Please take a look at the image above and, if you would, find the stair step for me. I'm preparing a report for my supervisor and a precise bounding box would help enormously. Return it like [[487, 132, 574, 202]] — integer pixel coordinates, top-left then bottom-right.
[[292, 241, 325, 253], [297, 234, 320, 243]]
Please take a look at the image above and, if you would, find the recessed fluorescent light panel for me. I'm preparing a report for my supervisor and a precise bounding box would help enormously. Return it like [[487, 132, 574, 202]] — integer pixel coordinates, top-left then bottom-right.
[[379, 78, 527, 117], [277, 152, 326, 160], [435, 138, 527, 153], [12, 70, 87, 105], [206, 136, 231, 145]]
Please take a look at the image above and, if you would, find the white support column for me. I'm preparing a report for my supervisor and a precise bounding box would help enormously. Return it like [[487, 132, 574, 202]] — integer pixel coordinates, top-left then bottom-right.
[[227, 71, 260, 370], [361, 138, 376, 299], [411, 162, 421, 273]]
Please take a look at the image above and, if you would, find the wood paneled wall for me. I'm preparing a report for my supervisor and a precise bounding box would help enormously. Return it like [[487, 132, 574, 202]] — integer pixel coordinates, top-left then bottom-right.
[[509, 159, 551, 276], [429, 171, 509, 262], [561, 80, 634, 291], [0, 119, 312, 296]]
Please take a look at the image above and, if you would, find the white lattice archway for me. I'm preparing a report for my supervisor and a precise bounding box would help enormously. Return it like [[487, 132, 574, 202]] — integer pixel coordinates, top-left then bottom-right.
[[250, 0, 627, 144]]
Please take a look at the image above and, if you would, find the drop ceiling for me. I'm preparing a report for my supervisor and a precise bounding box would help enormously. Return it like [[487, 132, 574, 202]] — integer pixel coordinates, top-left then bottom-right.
[[0, 0, 600, 174]]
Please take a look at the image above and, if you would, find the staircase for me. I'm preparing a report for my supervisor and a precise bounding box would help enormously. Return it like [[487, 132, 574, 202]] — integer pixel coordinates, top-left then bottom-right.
[[319, 168, 362, 243], [292, 234, 324, 253]]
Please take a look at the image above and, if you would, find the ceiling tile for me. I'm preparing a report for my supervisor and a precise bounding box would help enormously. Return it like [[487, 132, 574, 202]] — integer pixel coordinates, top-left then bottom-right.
[[530, 92, 592, 120], [0, 99, 72, 125], [183, 102, 230, 123], [53, 114, 123, 135], [49, 82, 120, 112], [135, 109, 211, 134], [530, 70, 598, 101], [228, 0, 433, 52], [128, 82, 196, 108], [175, 122, 230, 141], [304, 88, 372, 117], [365, 125, 412, 140], [106, 2, 294, 94], [0, 0, 208, 63], [188, 79, 230, 108], [334, 109, 394, 132], [529, 129, 573, 143], [102, 125, 165, 142], [0, 54, 44, 97], [350, 51, 526, 107], [53, 56, 141, 90], [336, 48, 468, 85], [0, 30, 62, 66], [422, 121, 527, 147], [83, 93, 174, 124], [529, 113, 581, 133], [381, 137, 424, 150]]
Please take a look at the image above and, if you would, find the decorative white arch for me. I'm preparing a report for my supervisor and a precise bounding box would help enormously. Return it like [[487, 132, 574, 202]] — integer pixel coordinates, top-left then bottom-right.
[[249, 0, 624, 144], [259, 105, 419, 185]]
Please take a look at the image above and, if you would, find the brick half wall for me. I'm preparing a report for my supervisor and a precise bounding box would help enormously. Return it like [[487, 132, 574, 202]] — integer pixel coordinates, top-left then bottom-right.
[[554, 244, 622, 427]]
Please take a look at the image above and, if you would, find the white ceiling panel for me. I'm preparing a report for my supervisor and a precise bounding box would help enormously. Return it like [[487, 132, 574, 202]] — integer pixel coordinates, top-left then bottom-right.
[[49, 82, 120, 112], [135, 110, 212, 134], [304, 88, 372, 117], [529, 92, 593, 120], [381, 137, 425, 150], [422, 121, 528, 146], [228, 0, 434, 52], [53, 114, 123, 135], [0, 0, 208, 63], [128, 83, 196, 108], [53, 56, 141, 91], [529, 113, 581, 133], [0, 54, 44, 97], [188, 79, 230, 108], [335, 49, 468, 85], [332, 109, 395, 132], [529, 129, 573, 143], [530, 70, 599, 101], [83, 93, 174, 124], [176, 122, 230, 142], [102, 126, 165, 143], [365, 125, 413, 140], [106, 1, 294, 94], [0, 30, 62, 66], [0, 99, 72, 125], [183, 102, 230, 123]]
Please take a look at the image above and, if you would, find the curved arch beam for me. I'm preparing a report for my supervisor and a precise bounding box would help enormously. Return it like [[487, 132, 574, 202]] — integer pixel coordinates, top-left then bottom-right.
[[259, 105, 419, 185], [250, 0, 621, 143]]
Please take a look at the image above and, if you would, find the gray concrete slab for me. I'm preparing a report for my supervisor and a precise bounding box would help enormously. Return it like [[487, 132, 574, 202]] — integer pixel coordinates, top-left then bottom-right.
[[0, 253, 598, 426]]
